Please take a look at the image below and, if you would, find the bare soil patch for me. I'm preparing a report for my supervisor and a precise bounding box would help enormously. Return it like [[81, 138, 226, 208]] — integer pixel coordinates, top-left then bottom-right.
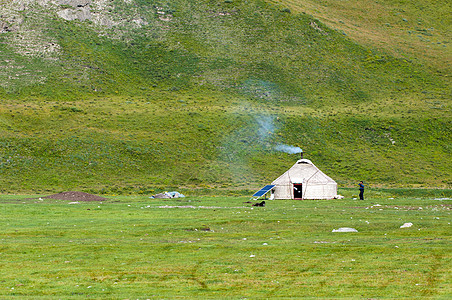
[[42, 191, 108, 202]]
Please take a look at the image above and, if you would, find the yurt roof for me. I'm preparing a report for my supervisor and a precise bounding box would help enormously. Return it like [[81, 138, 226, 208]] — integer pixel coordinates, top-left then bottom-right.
[[272, 159, 336, 185]]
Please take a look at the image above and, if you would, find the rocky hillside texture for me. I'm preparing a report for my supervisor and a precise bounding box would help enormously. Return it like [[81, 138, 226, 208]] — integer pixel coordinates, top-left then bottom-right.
[[0, 0, 450, 193]]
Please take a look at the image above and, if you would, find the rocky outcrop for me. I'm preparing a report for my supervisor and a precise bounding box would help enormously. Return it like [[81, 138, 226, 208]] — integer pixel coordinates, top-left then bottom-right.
[[56, 0, 118, 26], [56, 0, 93, 21], [58, 0, 91, 8], [0, 22, 12, 33], [57, 6, 92, 21], [0, 16, 22, 33]]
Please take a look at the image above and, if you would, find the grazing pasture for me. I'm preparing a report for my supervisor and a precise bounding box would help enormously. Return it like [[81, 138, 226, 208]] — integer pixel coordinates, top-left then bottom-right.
[[0, 191, 450, 298], [1, 0, 451, 192]]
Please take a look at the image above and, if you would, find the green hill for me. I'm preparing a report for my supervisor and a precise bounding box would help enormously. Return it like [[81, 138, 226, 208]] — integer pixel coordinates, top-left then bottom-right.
[[0, 0, 450, 194]]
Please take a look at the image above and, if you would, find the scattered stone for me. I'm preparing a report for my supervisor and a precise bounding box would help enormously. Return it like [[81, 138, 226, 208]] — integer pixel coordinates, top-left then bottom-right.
[[159, 205, 197, 209], [332, 227, 358, 233], [59, 0, 91, 8], [400, 222, 413, 228]]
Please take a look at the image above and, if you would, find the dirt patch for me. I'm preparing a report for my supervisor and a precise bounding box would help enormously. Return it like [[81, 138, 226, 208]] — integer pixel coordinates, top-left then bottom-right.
[[42, 191, 108, 202]]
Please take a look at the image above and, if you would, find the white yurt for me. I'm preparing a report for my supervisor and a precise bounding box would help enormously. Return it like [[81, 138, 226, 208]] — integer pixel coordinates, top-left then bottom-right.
[[271, 157, 337, 200]]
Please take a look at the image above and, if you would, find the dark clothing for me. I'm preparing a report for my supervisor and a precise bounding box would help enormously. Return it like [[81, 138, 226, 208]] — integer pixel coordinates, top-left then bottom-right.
[[359, 183, 364, 200]]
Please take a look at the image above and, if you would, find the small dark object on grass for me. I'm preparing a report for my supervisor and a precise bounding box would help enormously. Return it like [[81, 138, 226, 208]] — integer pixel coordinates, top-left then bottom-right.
[[201, 225, 211, 231], [252, 201, 265, 207]]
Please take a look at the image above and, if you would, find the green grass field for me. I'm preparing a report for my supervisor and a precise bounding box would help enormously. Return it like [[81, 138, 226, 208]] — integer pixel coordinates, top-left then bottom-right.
[[1, 191, 450, 298], [1, 2, 450, 297], [0, 0, 450, 192]]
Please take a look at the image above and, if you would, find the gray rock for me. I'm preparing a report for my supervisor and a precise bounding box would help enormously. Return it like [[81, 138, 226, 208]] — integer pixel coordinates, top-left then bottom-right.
[[57, 6, 92, 21], [0, 22, 12, 33], [400, 222, 413, 228], [332, 227, 358, 233]]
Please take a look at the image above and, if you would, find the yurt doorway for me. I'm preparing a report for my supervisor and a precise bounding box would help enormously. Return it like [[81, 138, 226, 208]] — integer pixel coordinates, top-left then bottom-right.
[[293, 183, 303, 199]]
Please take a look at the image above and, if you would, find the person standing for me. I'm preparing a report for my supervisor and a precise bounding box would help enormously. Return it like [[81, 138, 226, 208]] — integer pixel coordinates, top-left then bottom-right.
[[359, 181, 365, 200]]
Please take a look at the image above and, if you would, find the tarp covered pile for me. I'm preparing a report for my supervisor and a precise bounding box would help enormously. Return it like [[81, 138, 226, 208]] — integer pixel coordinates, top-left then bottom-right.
[[150, 191, 185, 199]]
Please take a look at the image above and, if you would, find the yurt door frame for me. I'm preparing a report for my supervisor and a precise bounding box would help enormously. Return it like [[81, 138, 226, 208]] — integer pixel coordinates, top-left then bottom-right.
[[293, 183, 303, 200]]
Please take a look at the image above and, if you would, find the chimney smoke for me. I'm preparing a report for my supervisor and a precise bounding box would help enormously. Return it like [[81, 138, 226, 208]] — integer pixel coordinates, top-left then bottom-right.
[[275, 144, 302, 154]]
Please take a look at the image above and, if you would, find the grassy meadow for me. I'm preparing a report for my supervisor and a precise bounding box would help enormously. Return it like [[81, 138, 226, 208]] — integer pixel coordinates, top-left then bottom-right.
[[0, 191, 451, 298], [1, 1, 450, 298], [1, 90, 451, 194], [0, 0, 451, 193]]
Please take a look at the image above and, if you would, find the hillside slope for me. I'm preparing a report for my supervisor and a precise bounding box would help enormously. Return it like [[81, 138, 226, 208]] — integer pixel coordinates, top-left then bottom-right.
[[271, 0, 451, 72], [0, 0, 450, 194]]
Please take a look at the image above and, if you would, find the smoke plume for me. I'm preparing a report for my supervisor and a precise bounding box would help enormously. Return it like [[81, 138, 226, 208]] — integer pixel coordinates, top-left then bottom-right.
[[256, 115, 276, 140], [275, 144, 302, 154]]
